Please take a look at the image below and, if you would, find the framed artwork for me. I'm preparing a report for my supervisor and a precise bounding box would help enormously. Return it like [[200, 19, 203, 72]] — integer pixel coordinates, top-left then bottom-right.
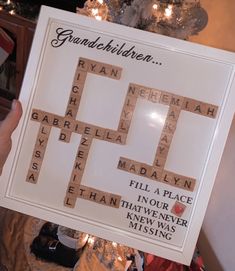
[[1, 6, 235, 265]]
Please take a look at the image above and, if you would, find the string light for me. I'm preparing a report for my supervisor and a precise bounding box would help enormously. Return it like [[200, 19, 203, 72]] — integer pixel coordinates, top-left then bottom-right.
[[77, 0, 208, 40], [9, 9, 15, 15], [77, 0, 109, 21], [164, 4, 173, 17]]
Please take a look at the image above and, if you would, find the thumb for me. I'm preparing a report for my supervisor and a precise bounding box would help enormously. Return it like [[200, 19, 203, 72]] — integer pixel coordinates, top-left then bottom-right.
[[0, 100, 22, 137]]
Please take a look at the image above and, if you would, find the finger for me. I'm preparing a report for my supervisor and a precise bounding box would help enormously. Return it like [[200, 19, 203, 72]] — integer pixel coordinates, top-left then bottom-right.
[[0, 100, 22, 137]]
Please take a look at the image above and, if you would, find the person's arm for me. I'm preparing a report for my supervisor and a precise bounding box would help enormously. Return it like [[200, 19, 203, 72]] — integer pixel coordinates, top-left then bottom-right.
[[0, 100, 22, 175]]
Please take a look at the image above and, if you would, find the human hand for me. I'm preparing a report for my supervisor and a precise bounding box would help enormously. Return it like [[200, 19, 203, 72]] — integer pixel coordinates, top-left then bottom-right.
[[0, 100, 22, 175]]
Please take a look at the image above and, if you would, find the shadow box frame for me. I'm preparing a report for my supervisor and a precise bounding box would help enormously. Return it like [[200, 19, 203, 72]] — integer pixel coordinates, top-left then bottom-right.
[[1, 6, 235, 265]]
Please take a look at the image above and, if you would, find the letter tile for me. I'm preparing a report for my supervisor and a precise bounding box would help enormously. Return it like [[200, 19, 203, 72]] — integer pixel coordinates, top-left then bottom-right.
[[166, 106, 181, 122], [93, 126, 106, 139], [59, 130, 72, 143], [148, 89, 161, 103], [124, 96, 137, 109], [128, 160, 141, 174], [161, 171, 173, 185], [108, 193, 121, 208], [138, 86, 151, 100], [69, 171, 83, 184], [117, 119, 132, 134], [26, 170, 39, 184], [65, 106, 78, 119], [153, 156, 167, 170], [163, 121, 177, 134], [66, 183, 80, 198], [155, 144, 170, 158], [73, 70, 87, 85], [104, 130, 127, 145], [117, 157, 131, 171], [170, 94, 184, 107], [160, 91, 172, 105], [149, 167, 163, 181], [40, 112, 54, 126], [77, 58, 90, 71], [138, 163, 152, 177], [64, 196, 76, 208], [128, 84, 140, 97], [159, 132, 174, 147], [31, 109, 44, 122]]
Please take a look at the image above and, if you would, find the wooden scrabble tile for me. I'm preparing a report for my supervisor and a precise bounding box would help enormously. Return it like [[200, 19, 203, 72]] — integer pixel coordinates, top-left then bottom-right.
[[33, 148, 46, 161], [163, 121, 177, 134], [39, 124, 51, 136], [117, 157, 132, 171], [74, 121, 86, 134], [124, 96, 137, 109], [149, 167, 163, 181], [64, 196, 76, 208], [172, 173, 196, 191], [35, 135, 49, 149], [121, 108, 134, 120], [153, 156, 167, 170], [69, 171, 83, 184], [29, 160, 42, 172], [70, 84, 84, 98], [73, 158, 86, 173], [65, 106, 78, 119], [159, 132, 174, 147], [51, 114, 63, 128], [66, 183, 80, 198], [138, 163, 152, 177], [87, 60, 122, 80], [128, 160, 141, 174], [127, 84, 140, 97], [80, 135, 93, 148], [138, 86, 151, 100], [93, 126, 106, 140], [77, 57, 90, 71], [73, 69, 87, 84], [160, 91, 172, 105], [78, 185, 121, 208], [31, 109, 44, 122], [108, 193, 121, 208], [41, 111, 54, 126], [155, 144, 170, 158], [166, 106, 181, 122], [161, 170, 173, 185], [76, 146, 89, 161], [104, 130, 127, 145], [162, 170, 196, 191], [26, 170, 39, 184], [195, 102, 218, 119], [59, 130, 72, 143], [107, 64, 122, 80], [170, 94, 184, 108], [67, 94, 81, 108], [82, 124, 96, 137], [204, 103, 218, 119], [62, 118, 76, 132], [148, 89, 161, 103], [77, 185, 91, 200], [182, 98, 198, 113], [117, 119, 131, 134], [171, 201, 186, 217]]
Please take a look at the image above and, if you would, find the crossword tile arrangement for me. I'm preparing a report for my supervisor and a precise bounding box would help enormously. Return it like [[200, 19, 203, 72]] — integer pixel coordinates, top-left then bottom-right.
[[26, 57, 218, 209]]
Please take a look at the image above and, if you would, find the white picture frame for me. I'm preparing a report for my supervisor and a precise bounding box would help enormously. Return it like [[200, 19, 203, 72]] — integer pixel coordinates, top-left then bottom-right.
[[1, 6, 235, 265]]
